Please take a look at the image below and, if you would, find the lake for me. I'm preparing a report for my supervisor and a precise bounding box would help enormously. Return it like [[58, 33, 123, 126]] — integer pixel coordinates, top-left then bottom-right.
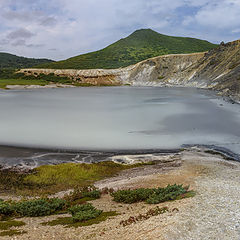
[[0, 87, 240, 167]]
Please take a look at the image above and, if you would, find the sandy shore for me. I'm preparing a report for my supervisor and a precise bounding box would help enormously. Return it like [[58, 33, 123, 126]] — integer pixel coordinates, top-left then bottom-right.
[[5, 84, 76, 90], [1, 149, 240, 240]]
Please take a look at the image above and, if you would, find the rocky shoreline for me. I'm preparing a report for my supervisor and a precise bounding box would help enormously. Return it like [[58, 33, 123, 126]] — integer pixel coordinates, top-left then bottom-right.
[[0, 144, 239, 171]]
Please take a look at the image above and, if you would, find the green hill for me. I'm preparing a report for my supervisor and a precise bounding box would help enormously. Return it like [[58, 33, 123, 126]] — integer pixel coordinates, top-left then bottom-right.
[[37, 29, 218, 69], [0, 52, 54, 69]]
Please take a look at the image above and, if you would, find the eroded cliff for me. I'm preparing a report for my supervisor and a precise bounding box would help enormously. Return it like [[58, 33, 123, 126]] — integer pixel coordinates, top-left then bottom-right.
[[19, 39, 240, 99]]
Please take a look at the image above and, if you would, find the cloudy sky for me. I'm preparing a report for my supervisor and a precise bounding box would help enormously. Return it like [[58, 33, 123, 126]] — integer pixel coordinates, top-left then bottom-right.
[[0, 0, 240, 60]]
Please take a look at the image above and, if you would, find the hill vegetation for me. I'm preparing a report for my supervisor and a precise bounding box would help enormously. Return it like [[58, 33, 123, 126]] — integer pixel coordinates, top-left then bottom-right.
[[0, 52, 53, 69], [37, 29, 218, 69]]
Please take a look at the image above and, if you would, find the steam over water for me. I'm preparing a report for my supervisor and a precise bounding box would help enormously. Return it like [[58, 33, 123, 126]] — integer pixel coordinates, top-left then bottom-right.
[[1, 86, 240, 165]]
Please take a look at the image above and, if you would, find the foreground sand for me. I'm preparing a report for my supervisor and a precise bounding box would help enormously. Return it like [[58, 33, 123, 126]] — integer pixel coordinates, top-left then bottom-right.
[[2, 149, 240, 240]]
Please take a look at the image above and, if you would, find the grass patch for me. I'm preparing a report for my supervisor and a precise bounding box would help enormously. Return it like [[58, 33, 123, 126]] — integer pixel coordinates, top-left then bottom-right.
[[158, 76, 165, 80], [0, 161, 149, 196], [0, 230, 27, 237], [63, 186, 101, 206], [0, 78, 48, 89], [20, 161, 152, 195], [111, 184, 192, 204], [0, 220, 26, 237], [0, 69, 72, 89], [42, 211, 118, 228], [0, 220, 25, 230]]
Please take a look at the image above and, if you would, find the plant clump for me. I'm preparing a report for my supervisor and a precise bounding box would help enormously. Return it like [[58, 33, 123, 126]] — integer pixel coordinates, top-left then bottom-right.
[[0, 230, 27, 237], [68, 203, 102, 222], [42, 211, 118, 228], [13, 198, 66, 217], [120, 206, 169, 227], [64, 186, 101, 205], [0, 198, 66, 218], [0, 201, 14, 216], [111, 184, 191, 204], [0, 220, 26, 237]]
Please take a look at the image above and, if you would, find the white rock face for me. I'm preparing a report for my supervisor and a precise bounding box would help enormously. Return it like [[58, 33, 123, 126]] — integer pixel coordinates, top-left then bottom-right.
[[18, 40, 240, 100], [18, 53, 205, 87]]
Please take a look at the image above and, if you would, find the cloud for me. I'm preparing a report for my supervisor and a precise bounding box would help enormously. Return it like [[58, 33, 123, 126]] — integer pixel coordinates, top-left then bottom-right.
[[0, 0, 239, 60], [40, 17, 57, 26], [11, 39, 26, 46], [11, 39, 44, 48], [7, 28, 35, 39]]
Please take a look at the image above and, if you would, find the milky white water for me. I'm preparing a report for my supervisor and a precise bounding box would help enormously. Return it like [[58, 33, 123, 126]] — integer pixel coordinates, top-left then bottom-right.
[[0, 87, 240, 155]]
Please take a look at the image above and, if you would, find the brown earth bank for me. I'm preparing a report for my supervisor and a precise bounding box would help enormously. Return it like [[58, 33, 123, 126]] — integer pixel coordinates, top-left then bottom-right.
[[18, 39, 240, 100], [1, 149, 240, 240]]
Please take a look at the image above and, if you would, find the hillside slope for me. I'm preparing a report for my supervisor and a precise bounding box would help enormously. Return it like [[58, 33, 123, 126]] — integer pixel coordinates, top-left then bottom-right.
[[20, 40, 240, 99], [179, 41, 240, 97], [0, 52, 54, 69], [37, 29, 217, 69]]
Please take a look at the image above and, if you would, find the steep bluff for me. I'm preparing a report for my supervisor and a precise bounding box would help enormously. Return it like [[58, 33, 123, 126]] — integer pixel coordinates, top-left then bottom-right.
[[18, 53, 204, 86], [19, 40, 240, 99]]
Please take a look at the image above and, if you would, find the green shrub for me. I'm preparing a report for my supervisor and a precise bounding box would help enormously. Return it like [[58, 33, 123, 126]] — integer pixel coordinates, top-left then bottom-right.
[[68, 203, 95, 215], [111, 184, 188, 204], [68, 203, 102, 222], [48, 198, 67, 211], [82, 190, 101, 199], [0, 202, 14, 216], [72, 209, 102, 222], [111, 188, 154, 204], [14, 198, 66, 217], [146, 184, 187, 204]]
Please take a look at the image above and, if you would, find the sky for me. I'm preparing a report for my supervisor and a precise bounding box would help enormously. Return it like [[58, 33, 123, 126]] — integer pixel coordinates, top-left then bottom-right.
[[0, 0, 240, 60]]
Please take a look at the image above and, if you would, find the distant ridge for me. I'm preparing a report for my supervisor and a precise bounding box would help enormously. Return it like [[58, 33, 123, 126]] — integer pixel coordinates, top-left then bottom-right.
[[37, 29, 218, 69], [0, 52, 54, 69]]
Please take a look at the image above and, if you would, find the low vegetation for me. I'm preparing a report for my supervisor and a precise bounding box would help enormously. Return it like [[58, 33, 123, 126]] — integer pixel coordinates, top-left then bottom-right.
[[0, 229, 27, 237], [0, 219, 25, 230], [0, 52, 53, 69], [111, 184, 193, 204], [0, 162, 151, 195], [0, 68, 72, 88], [0, 68, 121, 88], [63, 186, 101, 205], [158, 76, 165, 80], [42, 211, 118, 228], [0, 183, 195, 232], [120, 206, 169, 227], [0, 219, 26, 237], [68, 203, 102, 222], [0, 198, 66, 217], [0, 186, 103, 218]]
